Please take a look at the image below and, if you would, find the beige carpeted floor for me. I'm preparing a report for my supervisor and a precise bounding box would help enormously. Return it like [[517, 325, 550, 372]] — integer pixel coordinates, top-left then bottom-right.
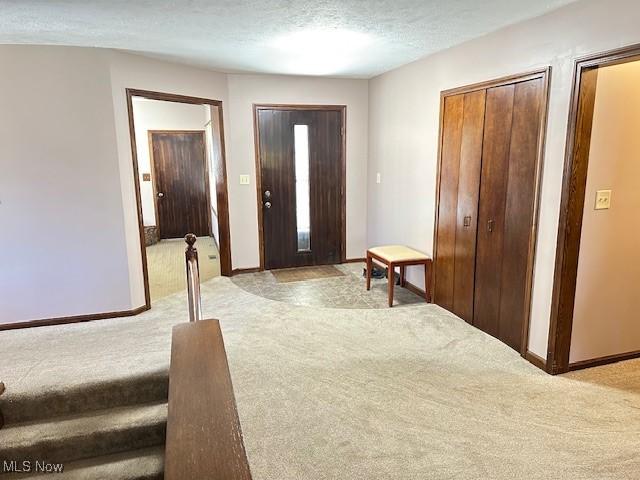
[[146, 236, 219, 301], [2, 277, 640, 479]]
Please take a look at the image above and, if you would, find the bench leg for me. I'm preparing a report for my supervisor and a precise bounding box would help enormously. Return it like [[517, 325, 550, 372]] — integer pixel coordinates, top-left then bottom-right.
[[388, 263, 395, 307], [366, 254, 372, 291], [424, 261, 432, 303], [400, 265, 406, 287]]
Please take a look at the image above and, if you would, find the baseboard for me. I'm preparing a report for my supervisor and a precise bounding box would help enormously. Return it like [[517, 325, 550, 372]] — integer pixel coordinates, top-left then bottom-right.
[[231, 267, 261, 276], [525, 350, 547, 371], [0, 305, 150, 331], [343, 257, 366, 263], [404, 280, 425, 297], [568, 349, 640, 372], [403, 280, 433, 302]]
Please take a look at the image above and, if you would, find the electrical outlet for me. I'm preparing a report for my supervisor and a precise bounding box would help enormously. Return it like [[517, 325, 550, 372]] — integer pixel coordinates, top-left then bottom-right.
[[595, 190, 612, 210], [239, 175, 250, 185]]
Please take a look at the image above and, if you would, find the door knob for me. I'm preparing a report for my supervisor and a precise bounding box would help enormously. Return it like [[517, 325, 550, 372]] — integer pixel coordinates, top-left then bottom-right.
[[264, 190, 271, 199], [264, 201, 272, 209], [157, 192, 164, 198]]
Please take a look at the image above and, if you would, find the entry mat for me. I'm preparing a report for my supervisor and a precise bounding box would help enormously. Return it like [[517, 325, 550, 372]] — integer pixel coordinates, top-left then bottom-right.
[[271, 265, 346, 283]]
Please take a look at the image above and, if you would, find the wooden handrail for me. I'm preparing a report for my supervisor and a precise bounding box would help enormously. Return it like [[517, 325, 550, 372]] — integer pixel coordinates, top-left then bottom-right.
[[164, 319, 252, 480]]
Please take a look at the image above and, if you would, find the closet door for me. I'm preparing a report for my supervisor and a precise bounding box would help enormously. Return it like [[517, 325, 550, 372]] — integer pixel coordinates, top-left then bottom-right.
[[434, 91, 485, 322], [473, 78, 544, 350], [473, 85, 515, 338], [452, 90, 485, 322], [434, 94, 464, 312]]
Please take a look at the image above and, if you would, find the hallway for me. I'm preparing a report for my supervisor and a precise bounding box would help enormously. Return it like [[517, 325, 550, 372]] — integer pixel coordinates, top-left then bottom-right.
[[146, 236, 220, 301]]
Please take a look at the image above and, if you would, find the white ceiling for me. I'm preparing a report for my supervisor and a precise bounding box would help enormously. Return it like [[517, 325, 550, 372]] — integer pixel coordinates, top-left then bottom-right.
[[1, 0, 576, 78]]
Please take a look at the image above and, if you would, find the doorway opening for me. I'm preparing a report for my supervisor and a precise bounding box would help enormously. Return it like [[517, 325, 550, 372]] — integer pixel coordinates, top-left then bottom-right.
[[549, 44, 640, 373], [126, 89, 231, 304], [253, 105, 346, 271]]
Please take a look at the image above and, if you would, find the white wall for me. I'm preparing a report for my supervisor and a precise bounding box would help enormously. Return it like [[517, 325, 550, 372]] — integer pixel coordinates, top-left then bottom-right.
[[0, 46, 370, 322], [0, 46, 131, 323], [0, 46, 230, 323], [131, 98, 208, 226], [367, 0, 640, 358], [226, 74, 369, 269]]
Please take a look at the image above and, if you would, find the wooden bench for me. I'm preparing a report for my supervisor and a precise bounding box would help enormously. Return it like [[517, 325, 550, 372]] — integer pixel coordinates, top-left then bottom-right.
[[366, 245, 432, 307]]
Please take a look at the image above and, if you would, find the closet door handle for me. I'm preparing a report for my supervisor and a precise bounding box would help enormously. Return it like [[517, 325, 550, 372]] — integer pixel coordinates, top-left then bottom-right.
[[487, 219, 494, 233]]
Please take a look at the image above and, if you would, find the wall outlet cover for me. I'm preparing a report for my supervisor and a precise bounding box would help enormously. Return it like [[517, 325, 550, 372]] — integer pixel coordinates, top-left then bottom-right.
[[376, 172, 381, 184], [239, 174, 250, 185], [594, 189, 612, 210]]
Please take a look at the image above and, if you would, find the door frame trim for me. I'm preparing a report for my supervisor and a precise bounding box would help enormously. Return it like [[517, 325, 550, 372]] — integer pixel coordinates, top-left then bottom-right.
[[547, 43, 640, 374], [126, 89, 233, 310], [252, 104, 347, 271], [432, 67, 551, 363], [148, 130, 210, 240]]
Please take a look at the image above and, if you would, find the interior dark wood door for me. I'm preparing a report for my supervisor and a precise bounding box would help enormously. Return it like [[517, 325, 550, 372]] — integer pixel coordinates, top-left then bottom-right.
[[257, 108, 343, 270], [473, 78, 544, 350], [151, 131, 210, 239], [434, 90, 485, 323]]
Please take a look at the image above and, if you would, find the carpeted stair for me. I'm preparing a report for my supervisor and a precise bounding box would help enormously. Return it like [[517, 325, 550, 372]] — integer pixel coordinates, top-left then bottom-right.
[[0, 372, 168, 479]]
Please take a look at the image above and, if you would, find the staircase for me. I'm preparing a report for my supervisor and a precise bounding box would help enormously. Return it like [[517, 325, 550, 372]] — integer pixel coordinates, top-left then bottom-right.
[[1, 236, 250, 479], [0, 371, 168, 479]]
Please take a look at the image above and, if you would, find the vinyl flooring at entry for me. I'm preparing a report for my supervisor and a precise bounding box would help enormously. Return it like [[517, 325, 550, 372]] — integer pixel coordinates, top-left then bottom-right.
[[231, 262, 425, 308]]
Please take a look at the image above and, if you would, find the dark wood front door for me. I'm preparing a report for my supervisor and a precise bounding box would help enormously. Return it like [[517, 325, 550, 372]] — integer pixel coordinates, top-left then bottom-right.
[[150, 131, 210, 239], [256, 108, 344, 270]]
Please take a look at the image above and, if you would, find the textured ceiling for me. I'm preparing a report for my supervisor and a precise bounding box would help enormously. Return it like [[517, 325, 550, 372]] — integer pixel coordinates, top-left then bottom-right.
[[1, 0, 576, 78]]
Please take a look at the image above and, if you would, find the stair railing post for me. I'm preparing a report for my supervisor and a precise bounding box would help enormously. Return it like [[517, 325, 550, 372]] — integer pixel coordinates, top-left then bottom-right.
[[185, 234, 202, 322]]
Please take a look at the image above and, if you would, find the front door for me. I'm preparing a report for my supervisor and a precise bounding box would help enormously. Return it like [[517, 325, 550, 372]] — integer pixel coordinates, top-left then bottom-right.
[[256, 108, 344, 270], [150, 131, 210, 239]]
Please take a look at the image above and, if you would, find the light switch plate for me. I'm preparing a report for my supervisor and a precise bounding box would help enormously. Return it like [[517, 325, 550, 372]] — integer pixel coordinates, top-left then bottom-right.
[[239, 174, 250, 185], [376, 172, 381, 184], [595, 189, 612, 210]]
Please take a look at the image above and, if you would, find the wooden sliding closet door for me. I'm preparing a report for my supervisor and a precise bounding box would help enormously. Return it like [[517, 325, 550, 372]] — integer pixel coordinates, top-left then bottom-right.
[[434, 90, 485, 322], [434, 71, 547, 353], [473, 85, 516, 338], [453, 91, 486, 322], [474, 78, 544, 350]]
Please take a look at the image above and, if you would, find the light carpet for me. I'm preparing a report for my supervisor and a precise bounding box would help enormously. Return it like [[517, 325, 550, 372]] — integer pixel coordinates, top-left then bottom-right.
[[2, 277, 640, 479]]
